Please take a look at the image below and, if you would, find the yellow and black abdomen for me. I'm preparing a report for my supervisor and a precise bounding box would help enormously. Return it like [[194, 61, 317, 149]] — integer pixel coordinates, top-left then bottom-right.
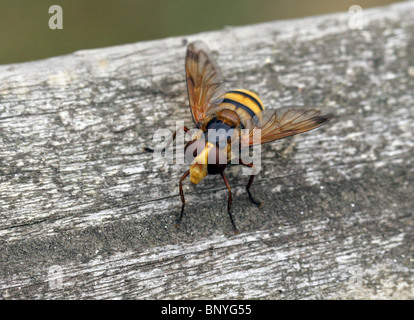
[[220, 89, 265, 128]]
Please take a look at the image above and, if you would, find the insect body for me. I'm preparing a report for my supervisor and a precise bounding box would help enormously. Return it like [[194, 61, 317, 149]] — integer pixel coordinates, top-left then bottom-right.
[[145, 41, 333, 233], [188, 89, 264, 185]]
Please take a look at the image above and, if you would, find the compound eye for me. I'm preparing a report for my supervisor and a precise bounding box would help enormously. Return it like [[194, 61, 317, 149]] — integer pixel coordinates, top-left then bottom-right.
[[184, 139, 205, 163]]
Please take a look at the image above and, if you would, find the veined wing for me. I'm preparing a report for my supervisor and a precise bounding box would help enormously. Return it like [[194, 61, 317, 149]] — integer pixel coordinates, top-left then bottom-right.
[[185, 41, 226, 126], [240, 108, 333, 146]]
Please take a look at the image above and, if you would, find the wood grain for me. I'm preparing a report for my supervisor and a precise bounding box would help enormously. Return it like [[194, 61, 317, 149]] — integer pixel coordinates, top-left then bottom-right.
[[0, 1, 413, 299]]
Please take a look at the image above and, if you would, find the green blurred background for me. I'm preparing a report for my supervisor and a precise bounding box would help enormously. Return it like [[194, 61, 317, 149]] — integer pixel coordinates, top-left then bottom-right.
[[0, 0, 400, 65]]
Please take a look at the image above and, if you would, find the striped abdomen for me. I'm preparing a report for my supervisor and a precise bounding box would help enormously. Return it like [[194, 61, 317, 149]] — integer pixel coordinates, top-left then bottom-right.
[[220, 89, 265, 128]]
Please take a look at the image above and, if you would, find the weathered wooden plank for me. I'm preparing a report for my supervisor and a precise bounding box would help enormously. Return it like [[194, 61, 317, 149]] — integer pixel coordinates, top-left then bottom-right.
[[0, 2, 413, 299]]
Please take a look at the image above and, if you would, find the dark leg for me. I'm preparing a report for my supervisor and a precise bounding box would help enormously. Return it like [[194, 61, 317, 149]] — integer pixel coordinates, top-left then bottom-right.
[[143, 126, 189, 153], [220, 172, 239, 233], [175, 170, 190, 227], [239, 160, 262, 208]]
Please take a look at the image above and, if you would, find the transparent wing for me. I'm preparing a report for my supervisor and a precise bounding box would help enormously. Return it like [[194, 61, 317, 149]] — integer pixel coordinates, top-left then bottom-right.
[[240, 108, 333, 146], [185, 41, 226, 125]]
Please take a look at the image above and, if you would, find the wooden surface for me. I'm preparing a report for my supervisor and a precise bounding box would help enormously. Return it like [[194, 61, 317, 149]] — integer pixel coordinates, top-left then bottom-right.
[[1, 2, 413, 299]]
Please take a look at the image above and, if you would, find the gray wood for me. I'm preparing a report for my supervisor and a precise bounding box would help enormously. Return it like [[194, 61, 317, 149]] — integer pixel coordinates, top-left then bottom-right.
[[1, 1, 413, 299]]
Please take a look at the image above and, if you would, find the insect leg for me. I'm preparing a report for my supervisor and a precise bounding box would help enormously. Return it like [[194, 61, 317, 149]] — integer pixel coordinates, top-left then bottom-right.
[[220, 172, 239, 233], [143, 126, 190, 153], [239, 160, 262, 208], [176, 170, 190, 227]]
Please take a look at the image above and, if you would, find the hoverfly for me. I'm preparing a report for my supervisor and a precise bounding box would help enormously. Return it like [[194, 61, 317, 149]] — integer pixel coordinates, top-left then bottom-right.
[[145, 41, 333, 233]]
